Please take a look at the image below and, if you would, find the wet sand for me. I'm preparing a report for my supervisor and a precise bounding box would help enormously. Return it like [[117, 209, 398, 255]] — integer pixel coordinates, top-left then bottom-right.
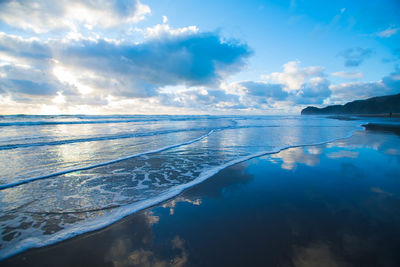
[[358, 113, 400, 118], [3, 129, 400, 267]]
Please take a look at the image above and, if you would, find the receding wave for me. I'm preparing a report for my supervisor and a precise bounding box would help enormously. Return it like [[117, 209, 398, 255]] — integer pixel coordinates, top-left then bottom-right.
[[0, 119, 162, 127], [0, 125, 347, 151], [0, 127, 217, 150], [0, 125, 362, 260], [0, 115, 236, 127], [0, 130, 215, 190], [0, 115, 368, 261], [0, 124, 283, 150]]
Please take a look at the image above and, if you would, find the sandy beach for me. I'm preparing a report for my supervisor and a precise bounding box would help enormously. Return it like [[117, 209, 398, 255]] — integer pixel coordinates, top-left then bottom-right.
[[3, 124, 400, 267]]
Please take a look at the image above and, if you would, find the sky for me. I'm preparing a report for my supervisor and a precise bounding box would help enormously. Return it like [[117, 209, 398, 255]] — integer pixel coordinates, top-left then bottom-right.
[[0, 0, 399, 115]]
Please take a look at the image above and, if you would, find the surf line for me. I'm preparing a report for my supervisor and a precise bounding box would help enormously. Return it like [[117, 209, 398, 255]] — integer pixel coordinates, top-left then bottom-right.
[[0, 126, 364, 261], [0, 127, 215, 151], [0, 130, 215, 191], [0, 125, 280, 151]]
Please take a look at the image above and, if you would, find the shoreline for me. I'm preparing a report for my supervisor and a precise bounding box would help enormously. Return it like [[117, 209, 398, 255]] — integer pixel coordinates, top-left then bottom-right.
[[325, 114, 400, 120], [3, 125, 400, 266], [0, 125, 363, 261]]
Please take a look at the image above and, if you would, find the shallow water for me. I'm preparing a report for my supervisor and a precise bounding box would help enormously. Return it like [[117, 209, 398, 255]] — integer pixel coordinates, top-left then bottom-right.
[[0, 115, 381, 259], [3, 129, 400, 267]]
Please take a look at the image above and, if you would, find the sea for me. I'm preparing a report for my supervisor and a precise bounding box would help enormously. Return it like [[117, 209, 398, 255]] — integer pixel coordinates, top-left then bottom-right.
[[0, 114, 377, 259]]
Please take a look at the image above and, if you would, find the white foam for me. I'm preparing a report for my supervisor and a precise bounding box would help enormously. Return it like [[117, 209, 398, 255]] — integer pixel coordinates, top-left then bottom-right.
[[0, 125, 363, 260], [0, 127, 215, 150], [0, 130, 215, 190]]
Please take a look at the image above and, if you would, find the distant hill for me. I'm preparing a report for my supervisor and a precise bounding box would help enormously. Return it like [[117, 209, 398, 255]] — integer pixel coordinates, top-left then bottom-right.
[[301, 93, 400, 115]]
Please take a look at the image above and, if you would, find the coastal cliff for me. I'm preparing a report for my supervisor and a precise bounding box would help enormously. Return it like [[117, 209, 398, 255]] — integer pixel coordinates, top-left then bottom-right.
[[301, 93, 400, 115]]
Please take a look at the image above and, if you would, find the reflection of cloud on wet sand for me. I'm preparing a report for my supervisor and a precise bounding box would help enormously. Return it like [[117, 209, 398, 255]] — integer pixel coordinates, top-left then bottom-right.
[[326, 151, 359, 159], [385, 148, 400, 155], [370, 187, 393, 197], [306, 147, 322, 155], [163, 196, 201, 215], [327, 131, 397, 153], [270, 147, 322, 170], [326, 131, 400, 164], [107, 235, 188, 267], [293, 242, 346, 267], [145, 211, 160, 225], [171, 236, 188, 267], [326, 131, 382, 150]]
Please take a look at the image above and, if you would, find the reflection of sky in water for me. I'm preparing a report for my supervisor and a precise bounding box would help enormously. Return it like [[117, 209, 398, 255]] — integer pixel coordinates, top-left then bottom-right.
[[0, 115, 394, 260], [4, 129, 400, 266], [147, 131, 400, 266], [162, 197, 202, 215], [0, 115, 362, 183], [270, 147, 322, 170]]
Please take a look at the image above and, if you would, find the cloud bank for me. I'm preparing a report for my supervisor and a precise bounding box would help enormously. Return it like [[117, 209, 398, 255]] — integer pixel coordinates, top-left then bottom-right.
[[0, 26, 252, 111], [0, 0, 399, 114], [0, 0, 150, 33]]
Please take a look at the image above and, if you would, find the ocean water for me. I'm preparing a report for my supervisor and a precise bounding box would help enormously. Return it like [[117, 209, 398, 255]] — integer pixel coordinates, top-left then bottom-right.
[[0, 115, 368, 259]]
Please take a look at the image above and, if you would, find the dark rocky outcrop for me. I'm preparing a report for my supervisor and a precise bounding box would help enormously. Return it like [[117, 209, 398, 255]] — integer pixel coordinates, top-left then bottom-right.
[[362, 123, 400, 135]]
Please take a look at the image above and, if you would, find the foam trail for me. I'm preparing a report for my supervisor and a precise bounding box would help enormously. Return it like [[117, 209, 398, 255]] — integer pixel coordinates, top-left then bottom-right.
[[0, 125, 277, 150], [0, 124, 354, 189], [0, 127, 214, 150], [0, 130, 215, 190], [0, 125, 344, 151], [0, 118, 199, 127], [0, 115, 236, 127], [0, 126, 363, 260]]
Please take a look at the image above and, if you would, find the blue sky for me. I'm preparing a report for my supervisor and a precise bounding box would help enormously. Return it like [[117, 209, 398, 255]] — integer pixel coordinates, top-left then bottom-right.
[[0, 0, 399, 114]]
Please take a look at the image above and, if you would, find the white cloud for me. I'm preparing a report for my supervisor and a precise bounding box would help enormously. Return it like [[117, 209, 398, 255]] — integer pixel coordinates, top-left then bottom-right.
[[143, 24, 199, 39], [52, 65, 95, 95], [328, 69, 400, 103], [0, 29, 251, 110], [258, 61, 330, 104], [290, 76, 331, 104], [0, 0, 151, 33], [0, 63, 61, 98], [330, 67, 399, 100], [0, 32, 51, 64], [331, 71, 363, 79], [329, 81, 386, 102], [157, 61, 333, 114], [159, 87, 246, 112], [235, 81, 288, 100], [1, 0, 399, 117], [261, 61, 324, 92], [377, 27, 399, 38], [52, 92, 66, 104], [1, 34, 397, 115]]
